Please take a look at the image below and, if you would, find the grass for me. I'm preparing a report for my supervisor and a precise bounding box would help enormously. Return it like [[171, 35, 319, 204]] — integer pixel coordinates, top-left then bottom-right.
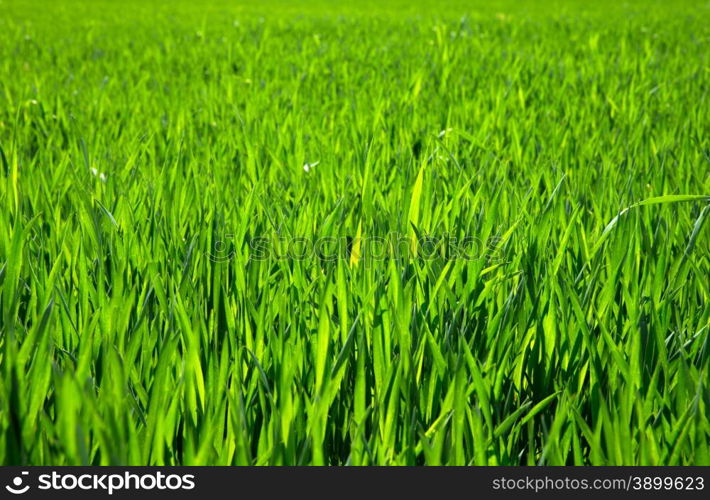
[[0, 0, 709, 465]]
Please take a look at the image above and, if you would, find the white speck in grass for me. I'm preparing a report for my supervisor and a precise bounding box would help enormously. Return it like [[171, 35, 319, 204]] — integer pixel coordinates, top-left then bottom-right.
[[437, 128, 453, 138], [303, 161, 319, 173], [90, 167, 107, 183]]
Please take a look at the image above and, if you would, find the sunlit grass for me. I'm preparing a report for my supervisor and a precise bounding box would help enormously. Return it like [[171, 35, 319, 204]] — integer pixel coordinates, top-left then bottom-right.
[[0, 0, 709, 465]]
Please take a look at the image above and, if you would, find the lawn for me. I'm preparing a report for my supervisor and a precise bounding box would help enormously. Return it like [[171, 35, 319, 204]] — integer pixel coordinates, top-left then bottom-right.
[[0, 0, 709, 465]]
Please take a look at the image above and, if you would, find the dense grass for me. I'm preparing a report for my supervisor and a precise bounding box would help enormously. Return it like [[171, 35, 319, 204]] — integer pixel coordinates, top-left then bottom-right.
[[1, 0, 709, 465]]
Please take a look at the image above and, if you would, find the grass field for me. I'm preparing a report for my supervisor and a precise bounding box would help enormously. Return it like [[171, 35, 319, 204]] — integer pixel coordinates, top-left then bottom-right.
[[1, 0, 709, 466]]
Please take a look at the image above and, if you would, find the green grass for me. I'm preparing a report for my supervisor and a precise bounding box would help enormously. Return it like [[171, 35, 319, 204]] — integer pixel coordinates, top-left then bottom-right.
[[1, 0, 709, 465]]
